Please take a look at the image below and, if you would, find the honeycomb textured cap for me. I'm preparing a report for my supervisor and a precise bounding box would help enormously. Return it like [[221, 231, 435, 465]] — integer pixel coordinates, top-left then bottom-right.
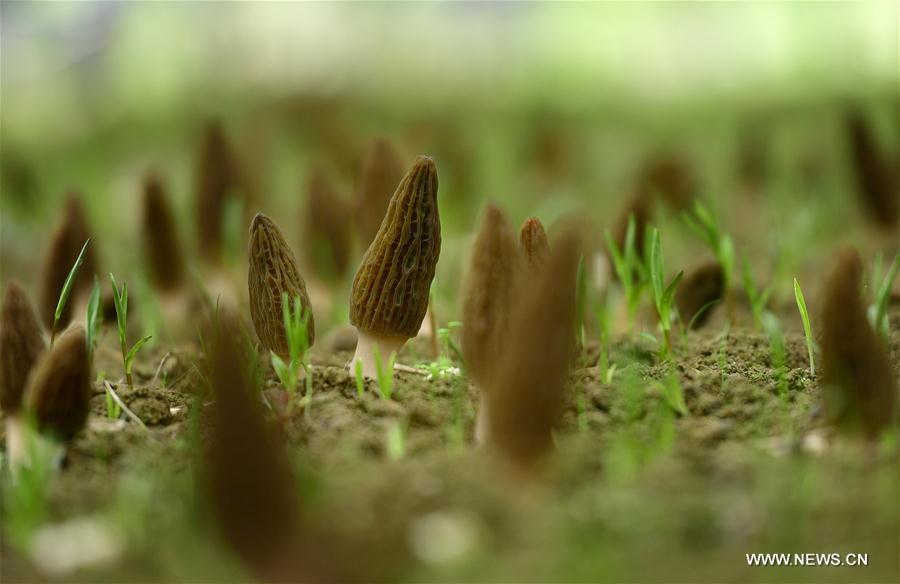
[[519, 217, 550, 273], [350, 156, 440, 337], [24, 326, 90, 442], [0, 281, 46, 414], [143, 174, 186, 292], [462, 204, 518, 385], [248, 213, 315, 357], [355, 137, 404, 247]]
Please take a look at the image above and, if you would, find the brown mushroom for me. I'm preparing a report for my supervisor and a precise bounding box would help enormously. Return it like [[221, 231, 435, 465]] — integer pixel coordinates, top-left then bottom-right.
[[821, 246, 897, 440], [355, 137, 404, 248], [845, 109, 899, 230], [349, 156, 440, 379], [305, 167, 353, 281], [675, 261, 724, 330], [1, 280, 47, 466], [248, 213, 315, 359], [519, 216, 550, 275], [461, 205, 519, 442], [142, 173, 186, 293]]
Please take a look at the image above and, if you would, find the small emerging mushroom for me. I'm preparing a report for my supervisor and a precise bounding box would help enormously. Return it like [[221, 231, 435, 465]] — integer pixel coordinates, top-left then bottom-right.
[[484, 230, 580, 471], [196, 121, 241, 266], [845, 109, 899, 231], [40, 193, 98, 329], [21, 326, 91, 467], [1, 281, 47, 468], [461, 205, 519, 442], [519, 216, 549, 275], [349, 156, 441, 380], [248, 213, 315, 359], [355, 137, 404, 249], [821, 246, 897, 440], [305, 167, 353, 281]]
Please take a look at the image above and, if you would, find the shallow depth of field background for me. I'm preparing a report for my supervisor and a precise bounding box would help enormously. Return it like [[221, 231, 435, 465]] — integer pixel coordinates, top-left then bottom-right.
[[2, 1, 897, 312]]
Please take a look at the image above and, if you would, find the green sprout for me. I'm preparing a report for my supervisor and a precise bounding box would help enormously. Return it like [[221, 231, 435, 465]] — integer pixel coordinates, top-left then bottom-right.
[[354, 360, 366, 397], [742, 254, 774, 329], [85, 276, 101, 359], [2, 418, 54, 548], [270, 293, 313, 404], [869, 254, 899, 340], [792, 278, 815, 377], [656, 371, 689, 417], [417, 320, 462, 380], [372, 344, 397, 400], [386, 420, 406, 460], [595, 292, 613, 384], [683, 201, 735, 313], [109, 273, 153, 387], [761, 311, 788, 395], [604, 214, 646, 331], [50, 239, 91, 344], [647, 227, 684, 357], [575, 254, 588, 350], [104, 383, 122, 420]]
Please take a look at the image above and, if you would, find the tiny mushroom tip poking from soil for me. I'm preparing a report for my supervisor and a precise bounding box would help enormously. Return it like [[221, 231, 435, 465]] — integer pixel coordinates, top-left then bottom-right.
[[248, 212, 315, 360], [350, 155, 440, 380]]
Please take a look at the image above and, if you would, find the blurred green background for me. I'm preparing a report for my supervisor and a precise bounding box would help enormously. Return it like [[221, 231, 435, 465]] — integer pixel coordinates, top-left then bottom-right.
[[2, 1, 898, 321]]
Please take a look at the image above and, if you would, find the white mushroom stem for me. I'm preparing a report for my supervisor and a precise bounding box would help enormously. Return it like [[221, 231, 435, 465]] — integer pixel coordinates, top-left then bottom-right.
[[352, 331, 408, 380]]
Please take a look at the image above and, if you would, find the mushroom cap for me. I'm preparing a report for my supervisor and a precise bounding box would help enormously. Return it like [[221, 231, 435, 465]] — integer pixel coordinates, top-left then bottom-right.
[[143, 173, 186, 292], [462, 204, 518, 385], [40, 193, 98, 328], [1, 280, 46, 414], [519, 216, 550, 273], [248, 213, 315, 356], [355, 137, 404, 247], [845, 109, 899, 229], [24, 326, 90, 442], [350, 156, 440, 338], [821, 245, 897, 438]]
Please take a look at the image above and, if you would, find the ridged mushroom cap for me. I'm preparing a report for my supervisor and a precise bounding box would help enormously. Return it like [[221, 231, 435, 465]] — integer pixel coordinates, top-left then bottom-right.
[[519, 216, 550, 273], [248, 213, 315, 357], [462, 204, 518, 385], [24, 326, 90, 442], [350, 156, 440, 338], [1, 281, 46, 414], [142, 173, 186, 292]]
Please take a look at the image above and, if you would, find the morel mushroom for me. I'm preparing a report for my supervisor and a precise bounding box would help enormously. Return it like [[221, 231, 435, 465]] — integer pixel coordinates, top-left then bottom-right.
[[350, 156, 440, 380], [142, 173, 186, 293], [40, 193, 98, 329], [462, 205, 519, 442], [821, 246, 897, 440], [24, 325, 91, 445], [519, 216, 549, 274], [845, 109, 899, 230], [355, 137, 404, 248], [675, 261, 724, 330], [248, 213, 315, 358], [484, 230, 580, 470], [305, 167, 353, 281], [1, 281, 47, 466]]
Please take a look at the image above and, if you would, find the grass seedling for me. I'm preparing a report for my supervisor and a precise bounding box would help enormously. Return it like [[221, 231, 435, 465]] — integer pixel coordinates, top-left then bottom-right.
[[793, 278, 815, 377], [386, 420, 406, 460], [647, 227, 684, 357], [656, 371, 689, 416], [354, 360, 366, 397], [372, 344, 397, 400], [104, 384, 122, 420], [683, 201, 735, 314], [575, 254, 588, 350], [604, 214, 646, 331], [85, 276, 101, 359], [270, 293, 313, 404], [869, 253, 899, 340], [50, 238, 90, 344], [109, 273, 153, 386], [742, 254, 774, 329], [762, 311, 788, 395], [595, 292, 616, 384], [2, 418, 54, 547]]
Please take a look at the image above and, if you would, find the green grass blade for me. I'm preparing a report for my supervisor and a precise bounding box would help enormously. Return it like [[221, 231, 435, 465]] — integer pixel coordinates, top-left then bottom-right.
[[793, 278, 815, 377], [53, 239, 91, 323]]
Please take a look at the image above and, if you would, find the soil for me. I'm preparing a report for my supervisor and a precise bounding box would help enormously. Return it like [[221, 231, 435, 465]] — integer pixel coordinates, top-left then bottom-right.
[[1, 308, 898, 583]]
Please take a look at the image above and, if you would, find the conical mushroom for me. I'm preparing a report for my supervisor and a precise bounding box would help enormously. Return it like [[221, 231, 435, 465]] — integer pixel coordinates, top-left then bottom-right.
[[519, 216, 549, 275], [355, 137, 404, 248], [1, 281, 47, 466], [248, 213, 315, 359], [461, 204, 519, 442], [24, 326, 91, 454], [349, 156, 440, 380], [821, 246, 897, 440], [142, 173, 186, 294], [845, 109, 899, 230], [305, 167, 353, 281]]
